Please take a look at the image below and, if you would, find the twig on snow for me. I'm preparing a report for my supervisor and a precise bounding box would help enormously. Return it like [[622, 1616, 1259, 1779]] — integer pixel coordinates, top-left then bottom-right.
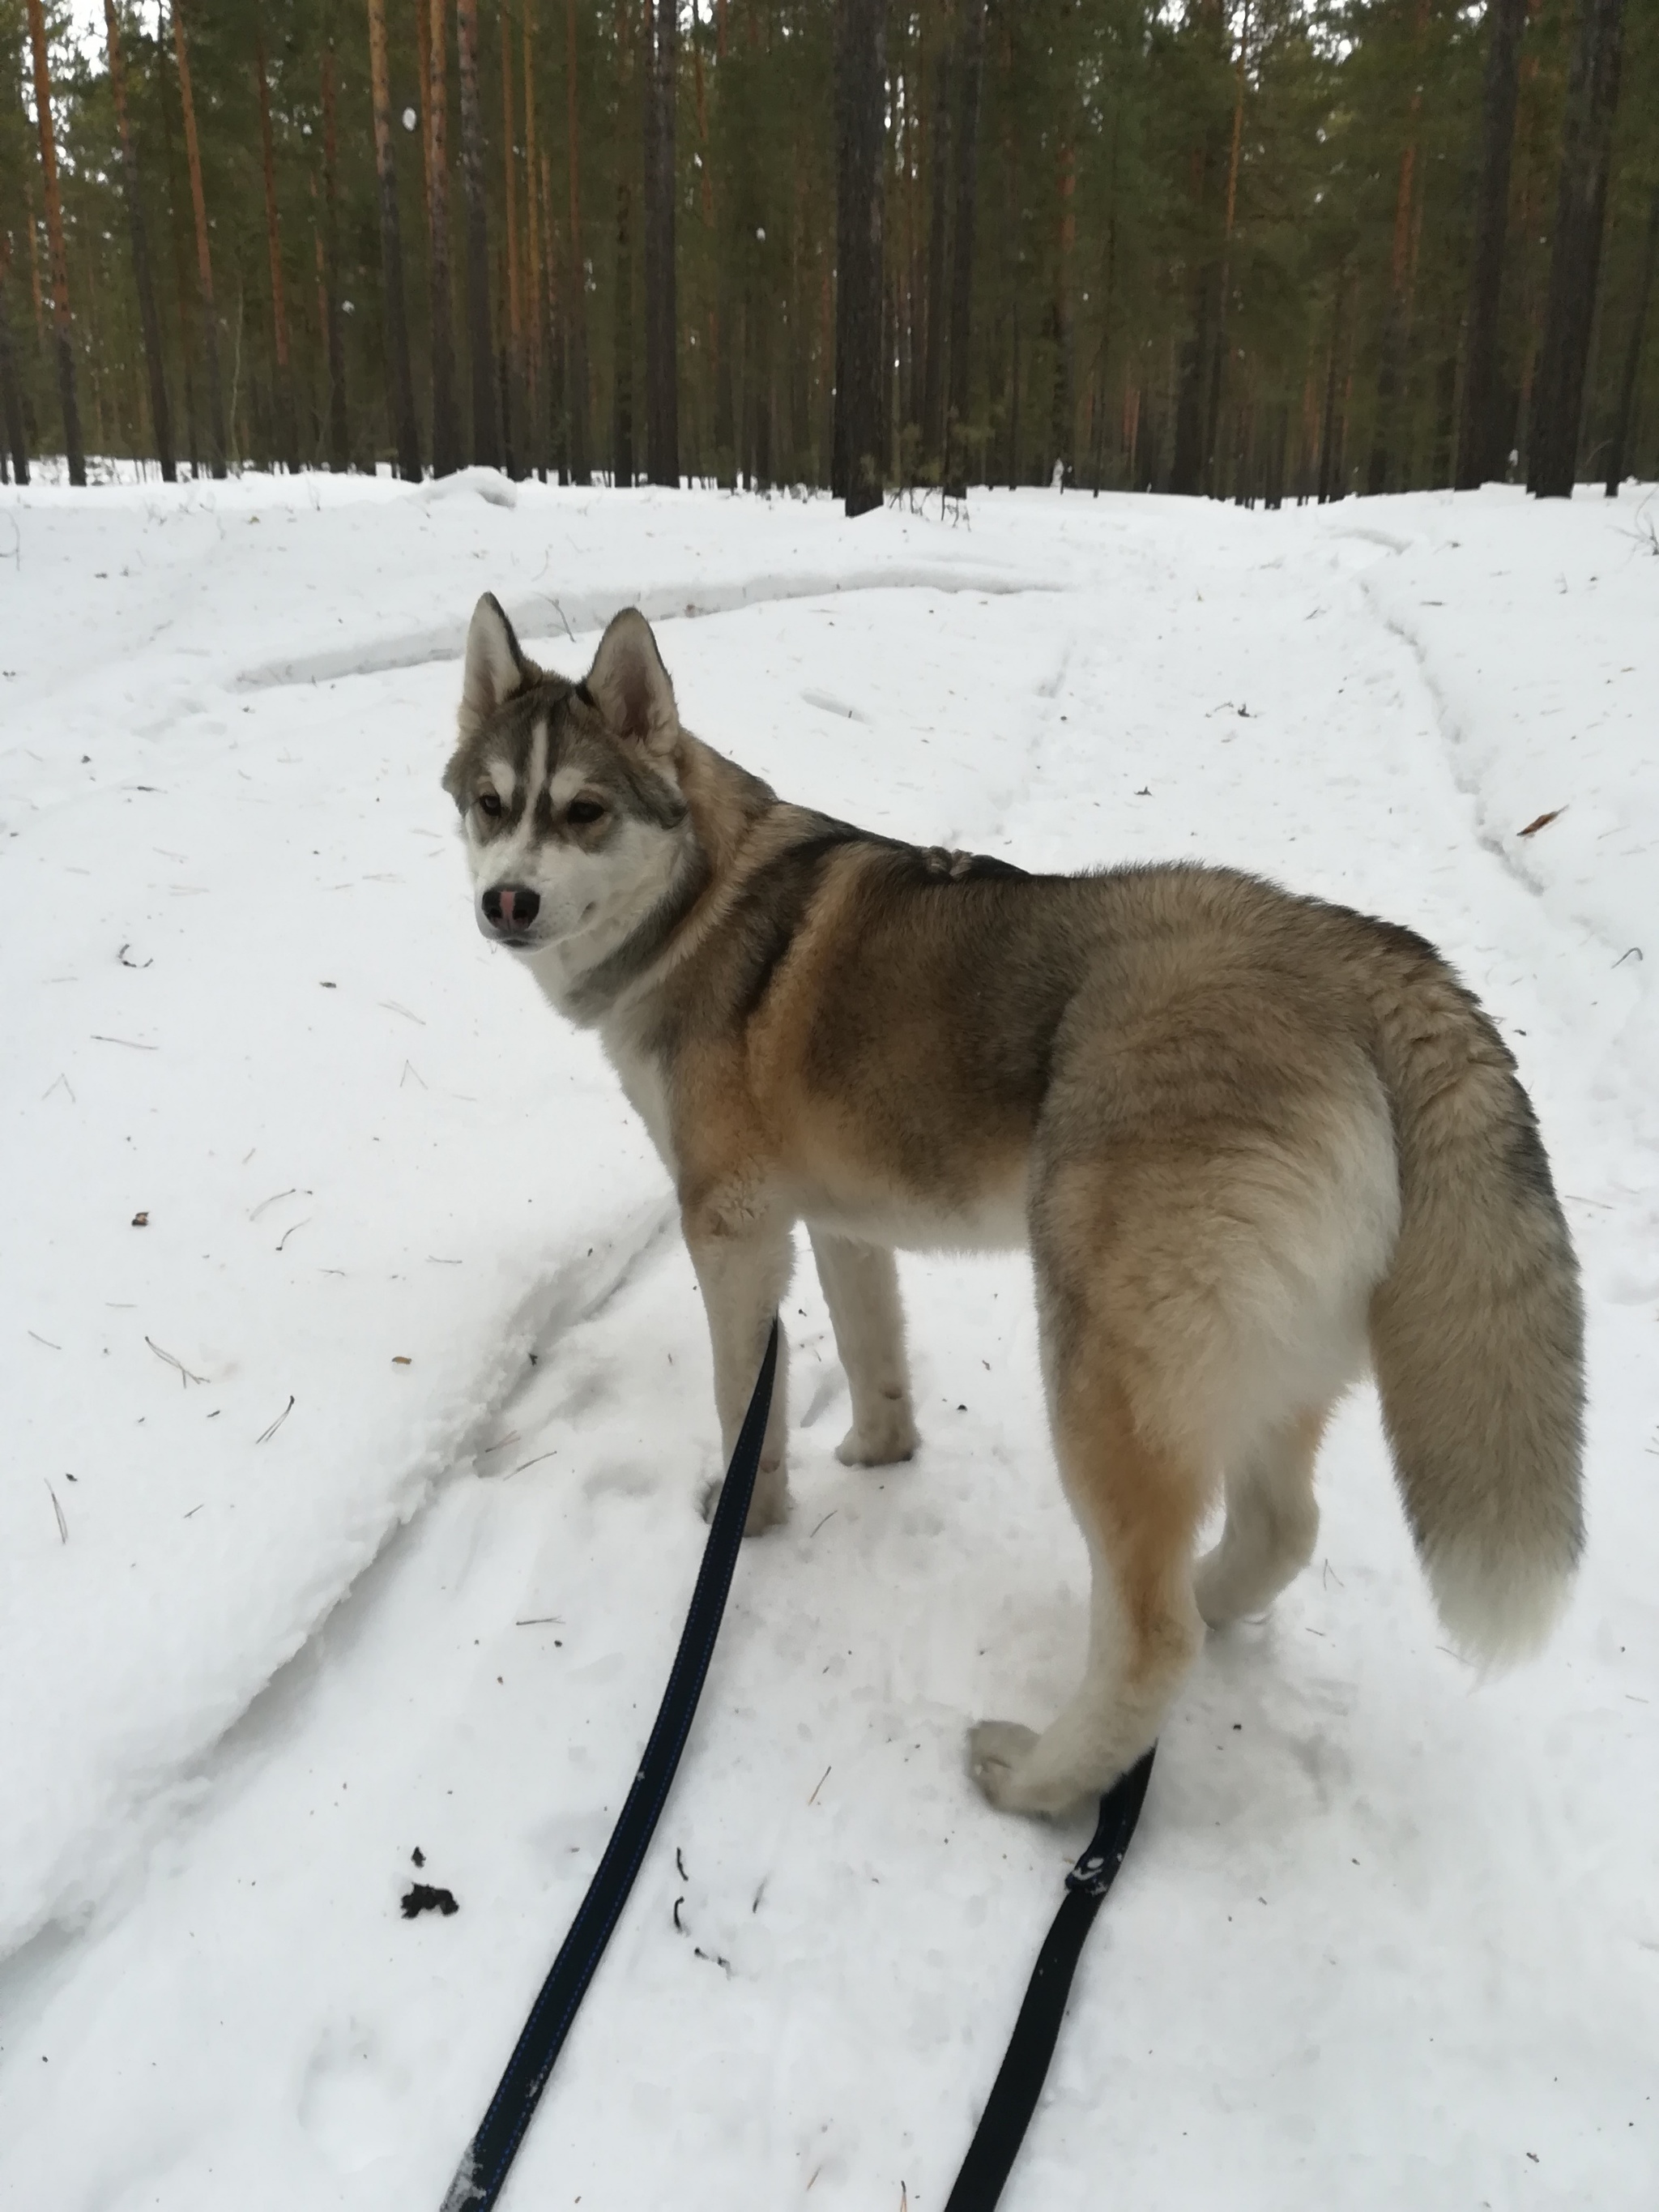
[[45, 1480, 67, 1544], [256, 1394, 295, 1444], [147, 1336, 207, 1386]]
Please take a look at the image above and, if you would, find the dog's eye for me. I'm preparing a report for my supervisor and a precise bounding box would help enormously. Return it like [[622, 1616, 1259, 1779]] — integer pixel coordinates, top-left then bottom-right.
[[567, 798, 606, 826], [476, 791, 502, 819]]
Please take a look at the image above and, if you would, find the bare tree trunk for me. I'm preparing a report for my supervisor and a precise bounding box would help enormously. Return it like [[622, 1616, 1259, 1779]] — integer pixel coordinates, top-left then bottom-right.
[[1605, 184, 1659, 496], [919, 15, 950, 471], [104, 0, 175, 480], [943, 0, 983, 495], [564, 0, 591, 481], [1456, 0, 1526, 488], [25, 0, 85, 484], [522, 0, 544, 477], [1049, 132, 1075, 483], [457, 0, 501, 465], [1317, 267, 1348, 502], [321, 32, 351, 471], [0, 242, 29, 484], [1529, 0, 1627, 497], [157, 7, 200, 474], [255, 12, 301, 472], [1368, 0, 1427, 496], [835, 0, 887, 515], [643, 0, 679, 485], [611, 0, 636, 487], [501, 0, 523, 476], [366, 0, 424, 478], [173, 0, 228, 476], [429, 0, 463, 472]]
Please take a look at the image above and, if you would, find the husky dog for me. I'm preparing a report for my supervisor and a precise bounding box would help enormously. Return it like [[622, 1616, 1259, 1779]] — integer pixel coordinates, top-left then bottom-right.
[[444, 597, 1584, 1817]]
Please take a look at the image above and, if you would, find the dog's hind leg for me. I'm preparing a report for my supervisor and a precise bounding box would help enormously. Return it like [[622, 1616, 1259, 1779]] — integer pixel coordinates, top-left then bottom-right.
[[970, 1352, 1207, 1817], [1192, 1408, 1328, 1629], [684, 1205, 795, 1535], [809, 1231, 919, 1467]]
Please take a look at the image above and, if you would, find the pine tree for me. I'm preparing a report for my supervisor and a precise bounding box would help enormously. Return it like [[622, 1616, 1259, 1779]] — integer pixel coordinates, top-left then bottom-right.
[[173, 0, 227, 476], [835, 0, 886, 515], [1456, 0, 1527, 489], [643, 0, 679, 485], [24, 0, 84, 482], [254, 10, 301, 472], [320, 30, 352, 471], [429, 0, 464, 472], [1529, 0, 1627, 496], [104, 0, 174, 480], [366, 0, 423, 478], [456, 0, 501, 464]]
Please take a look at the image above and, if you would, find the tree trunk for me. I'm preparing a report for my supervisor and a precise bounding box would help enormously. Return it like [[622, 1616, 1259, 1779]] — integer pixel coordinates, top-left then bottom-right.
[[25, 0, 84, 484], [173, 0, 227, 476], [612, 0, 636, 488], [0, 242, 29, 485], [1605, 184, 1659, 496], [522, 1, 544, 477], [564, 0, 592, 482], [1367, 0, 1428, 496], [919, 18, 950, 471], [429, 0, 463, 472], [457, 0, 501, 465], [643, 0, 679, 485], [1529, 0, 1627, 497], [1317, 269, 1348, 502], [321, 33, 351, 471], [157, 7, 200, 474], [943, 0, 983, 495], [1049, 134, 1076, 484], [1455, 0, 1526, 488], [501, 0, 523, 477], [254, 13, 301, 472], [366, 0, 424, 479], [541, 148, 565, 476], [834, 0, 887, 516], [104, 0, 175, 480]]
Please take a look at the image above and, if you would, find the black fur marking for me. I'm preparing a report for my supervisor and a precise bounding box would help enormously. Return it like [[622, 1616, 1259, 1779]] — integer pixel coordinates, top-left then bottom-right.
[[728, 828, 872, 1023]]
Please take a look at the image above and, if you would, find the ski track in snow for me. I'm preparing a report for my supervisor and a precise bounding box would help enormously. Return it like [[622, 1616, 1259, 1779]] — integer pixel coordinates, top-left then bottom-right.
[[2, 476, 1656, 2210]]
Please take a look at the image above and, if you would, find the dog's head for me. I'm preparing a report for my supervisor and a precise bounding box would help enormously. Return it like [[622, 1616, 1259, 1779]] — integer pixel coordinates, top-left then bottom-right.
[[442, 598, 692, 958]]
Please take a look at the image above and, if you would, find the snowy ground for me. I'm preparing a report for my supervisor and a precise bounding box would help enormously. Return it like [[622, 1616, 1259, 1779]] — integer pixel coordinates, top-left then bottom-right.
[[2, 472, 1655, 2211]]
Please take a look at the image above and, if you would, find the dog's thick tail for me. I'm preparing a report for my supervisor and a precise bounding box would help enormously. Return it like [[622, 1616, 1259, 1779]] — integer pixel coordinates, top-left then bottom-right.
[[1367, 935, 1584, 1667]]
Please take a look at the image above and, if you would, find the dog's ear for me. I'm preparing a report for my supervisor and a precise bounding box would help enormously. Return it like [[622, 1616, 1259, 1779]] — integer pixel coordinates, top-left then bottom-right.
[[584, 609, 678, 754], [458, 592, 536, 738]]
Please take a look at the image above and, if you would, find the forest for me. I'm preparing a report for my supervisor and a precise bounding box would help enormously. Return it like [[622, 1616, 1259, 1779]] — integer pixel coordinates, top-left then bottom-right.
[[2, 0, 1655, 506]]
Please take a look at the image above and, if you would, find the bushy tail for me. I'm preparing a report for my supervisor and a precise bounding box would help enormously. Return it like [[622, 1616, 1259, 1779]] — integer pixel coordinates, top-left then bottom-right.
[[1368, 945, 1584, 1667]]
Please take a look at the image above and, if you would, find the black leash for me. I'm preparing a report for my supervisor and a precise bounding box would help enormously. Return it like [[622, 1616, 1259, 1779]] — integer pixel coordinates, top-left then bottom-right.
[[439, 1317, 780, 2212], [944, 1744, 1156, 2212], [440, 1313, 1154, 2210]]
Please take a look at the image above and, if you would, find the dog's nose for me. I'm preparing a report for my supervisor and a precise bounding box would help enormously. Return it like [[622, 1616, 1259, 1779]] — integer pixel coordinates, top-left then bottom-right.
[[482, 884, 540, 932]]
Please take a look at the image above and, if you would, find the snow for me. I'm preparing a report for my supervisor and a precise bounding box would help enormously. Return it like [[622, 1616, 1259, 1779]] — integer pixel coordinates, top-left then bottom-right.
[[2, 472, 1655, 2210]]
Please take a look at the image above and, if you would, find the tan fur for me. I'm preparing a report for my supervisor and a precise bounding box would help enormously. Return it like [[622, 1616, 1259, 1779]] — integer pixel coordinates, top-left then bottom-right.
[[446, 600, 1586, 1814]]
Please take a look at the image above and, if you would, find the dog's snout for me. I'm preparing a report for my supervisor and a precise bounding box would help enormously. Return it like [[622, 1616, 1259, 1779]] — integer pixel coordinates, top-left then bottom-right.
[[482, 884, 541, 933]]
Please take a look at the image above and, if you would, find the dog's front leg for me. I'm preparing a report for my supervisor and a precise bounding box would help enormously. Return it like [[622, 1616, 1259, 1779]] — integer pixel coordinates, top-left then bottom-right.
[[809, 1232, 919, 1467], [684, 1203, 795, 1535]]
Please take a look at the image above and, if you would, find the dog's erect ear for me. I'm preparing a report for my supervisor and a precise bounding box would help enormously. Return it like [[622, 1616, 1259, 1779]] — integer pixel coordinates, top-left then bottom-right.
[[458, 592, 535, 737], [584, 609, 678, 754]]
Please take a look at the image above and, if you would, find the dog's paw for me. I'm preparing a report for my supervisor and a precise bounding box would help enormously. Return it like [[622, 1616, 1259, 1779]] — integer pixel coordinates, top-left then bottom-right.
[[967, 1721, 1044, 1811], [834, 1398, 919, 1467], [699, 1463, 790, 1537]]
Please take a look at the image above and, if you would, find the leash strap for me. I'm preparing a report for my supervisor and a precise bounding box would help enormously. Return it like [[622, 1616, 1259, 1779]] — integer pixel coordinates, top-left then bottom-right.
[[944, 1745, 1156, 2212], [440, 1317, 780, 2212]]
